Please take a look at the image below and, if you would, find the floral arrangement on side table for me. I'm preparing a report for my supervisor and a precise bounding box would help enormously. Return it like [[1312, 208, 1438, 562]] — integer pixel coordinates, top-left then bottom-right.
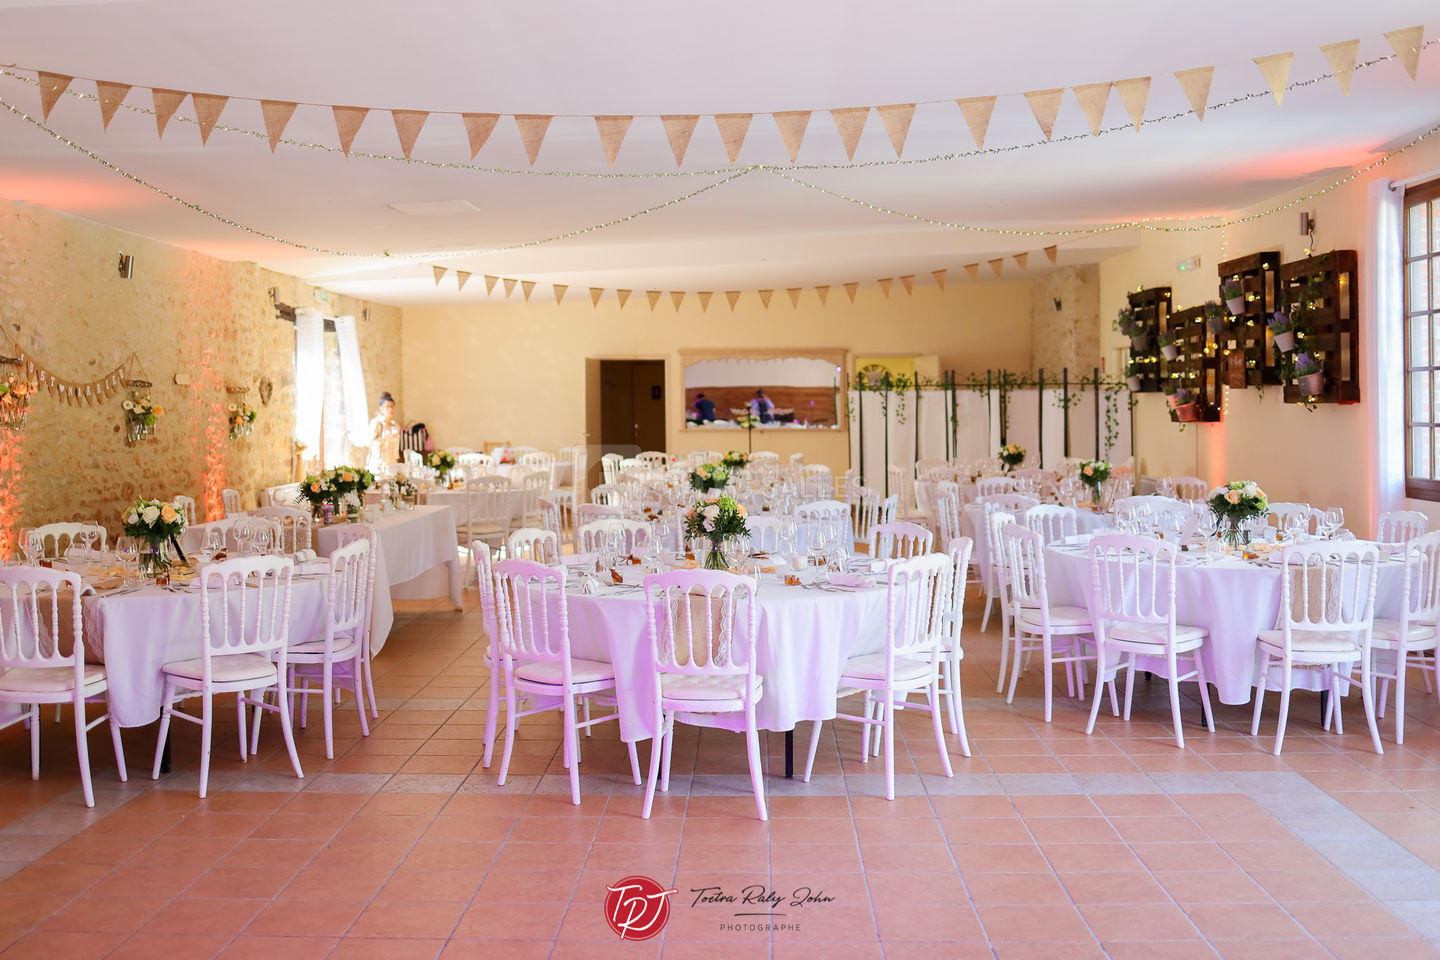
[[1077, 460, 1110, 503], [998, 444, 1025, 472], [227, 400, 258, 440], [121, 497, 188, 580], [1209, 480, 1269, 549], [425, 449, 458, 485], [721, 450, 750, 470], [684, 495, 751, 570], [689, 462, 730, 493]]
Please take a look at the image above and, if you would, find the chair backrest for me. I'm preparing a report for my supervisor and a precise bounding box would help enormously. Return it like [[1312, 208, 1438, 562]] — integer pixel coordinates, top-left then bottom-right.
[[868, 521, 934, 560], [227, 516, 284, 554], [1055, 477, 1084, 507], [802, 464, 832, 478], [221, 488, 242, 517], [878, 494, 898, 527], [538, 497, 563, 541], [1100, 475, 1133, 509], [976, 476, 1014, 497], [465, 473, 512, 491], [324, 537, 371, 640], [465, 488, 515, 527], [913, 479, 937, 521], [578, 519, 653, 555], [33, 522, 108, 557], [847, 485, 880, 544], [944, 537, 975, 647], [268, 483, 302, 508], [198, 556, 295, 679], [172, 495, 198, 525], [508, 527, 561, 565], [1378, 510, 1428, 545], [1011, 468, 1055, 484], [1000, 524, 1053, 615], [744, 515, 783, 553], [591, 483, 626, 507], [977, 494, 1040, 515], [1396, 531, 1440, 630], [1267, 502, 1314, 535], [0, 567, 83, 674], [637, 451, 669, 468], [1025, 505, 1079, 545], [1163, 476, 1208, 501], [472, 539, 498, 646], [1088, 534, 1178, 632], [882, 552, 952, 669], [751, 451, 779, 463], [576, 503, 622, 528], [643, 570, 757, 681], [1273, 541, 1379, 644], [250, 505, 313, 552], [934, 492, 962, 549], [796, 499, 848, 523], [915, 457, 946, 479], [492, 558, 571, 668]]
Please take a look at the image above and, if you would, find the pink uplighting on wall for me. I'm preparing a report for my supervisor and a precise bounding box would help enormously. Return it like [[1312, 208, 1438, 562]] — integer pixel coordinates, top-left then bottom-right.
[[0, 429, 22, 556]]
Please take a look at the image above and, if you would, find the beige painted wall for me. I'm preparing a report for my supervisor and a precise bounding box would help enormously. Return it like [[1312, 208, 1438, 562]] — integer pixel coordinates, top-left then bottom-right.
[[1098, 134, 1440, 537], [401, 280, 1034, 468], [0, 198, 401, 547]]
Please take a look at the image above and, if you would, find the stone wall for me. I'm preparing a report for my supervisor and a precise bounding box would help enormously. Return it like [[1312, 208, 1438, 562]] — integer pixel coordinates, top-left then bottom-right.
[[0, 198, 401, 549], [1030, 264, 1101, 375]]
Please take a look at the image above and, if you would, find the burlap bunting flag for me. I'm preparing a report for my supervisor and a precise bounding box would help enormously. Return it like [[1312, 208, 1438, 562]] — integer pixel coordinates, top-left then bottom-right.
[[876, 103, 915, 157], [786, 287, 802, 307], [956, 96, 995, 149], [963, 263, 979, 280], [520, 280, 535, 301], [1013, 253, 1028, 270], [1114, 77, 1150, 131], [553, 284, 568, 304], [1043, 245, 1058, 264], [1321, 40, 1360, 94], [595, 115, 633, 167], [988, 258, 1003, 277], [37, 72, 70, 120], [260, 100, 297, 151], [1174, 67, 1214, 119], [877, 278, 893, 297], [725, 291, 741, 311], [95, 81, 131, 129], [332, 106, 368, 155], [843, 282, 859, 302], [697, 291, 713, 311], [462, 113, 499, 158], [932, 269, 946, 289], [432, 266, 447, 285], [392, 110, 428, 159], [1385, 26, 1424, 80], [502, 277, 517, 297], [815, 284, 830, 304], [899, 275, 914, 294], [616, 289, 632, 308], [1254, 53, 1293, 106], [646, 290, 662, 310], [153, 89, 187, 138], [1024, 88, 1064, 140], [456, 271, 470, 291], [774, 110, 810, 162], [590, 287, 604, 306], [192, 93, 228, 144], [714, 113, 752, 164], [830, 107, 869, 161], [671, 291, 685, 310], [757, 289, 773, 308], [514, 115, 552, 165], [1072, 82, 1111, 135], [661, 115, 700, 166]]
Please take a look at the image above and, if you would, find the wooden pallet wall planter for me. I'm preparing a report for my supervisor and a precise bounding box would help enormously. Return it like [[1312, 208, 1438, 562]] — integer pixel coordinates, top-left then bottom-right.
[[1216, 251, 1282, 389], [1163, 305, 1222, 423], [1125, 286, 1171, 393], [1278, 250, 1360, 405]]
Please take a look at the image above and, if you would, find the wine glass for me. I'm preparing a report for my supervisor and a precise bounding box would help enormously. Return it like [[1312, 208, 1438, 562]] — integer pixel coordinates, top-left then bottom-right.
[[23, 528, 43, 566], [1284, 511, 1310, 543], [204, 526, 225, 560], [1317, 507, 1344, 539], [252, 527, 273, 556], [115, 536, 139, 584]]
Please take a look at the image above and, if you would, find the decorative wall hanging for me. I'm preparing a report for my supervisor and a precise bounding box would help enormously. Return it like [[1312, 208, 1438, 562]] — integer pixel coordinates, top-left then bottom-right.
[[1120, 287, 1171, 394], [226, 386, 256, 440], [1278, 250, 1360, 406], [122, 374, 160, 444], [258, 376, 273, 405], [1216, 252, 1282, 389], [0, 356, 36, 430]]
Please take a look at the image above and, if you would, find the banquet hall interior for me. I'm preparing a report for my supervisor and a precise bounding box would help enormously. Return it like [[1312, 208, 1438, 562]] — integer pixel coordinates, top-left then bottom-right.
[[3, 0, 1440, 957]]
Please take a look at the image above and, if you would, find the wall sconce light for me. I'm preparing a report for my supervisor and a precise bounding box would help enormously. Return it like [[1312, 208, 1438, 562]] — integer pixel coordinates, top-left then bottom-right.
[[1052, 298, 1063, 311], [117, 253, 134, 279]]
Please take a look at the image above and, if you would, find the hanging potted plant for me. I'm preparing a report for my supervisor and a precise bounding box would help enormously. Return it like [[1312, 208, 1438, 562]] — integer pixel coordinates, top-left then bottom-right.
[[1294, 352, 1325, 396], [1116, 305, 1149, 352], [1125, 360, 1143, 392], [1268, 311, 1297, 352], [1204, 301, 1228, 338], [1172, 387, 1201, 422], [1222, 278, 1246, 315], [1159, 331, 1180, 361]]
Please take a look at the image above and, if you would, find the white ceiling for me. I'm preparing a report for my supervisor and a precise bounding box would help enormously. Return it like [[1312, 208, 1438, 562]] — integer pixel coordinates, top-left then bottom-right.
[[0, 0, 1435, 305]]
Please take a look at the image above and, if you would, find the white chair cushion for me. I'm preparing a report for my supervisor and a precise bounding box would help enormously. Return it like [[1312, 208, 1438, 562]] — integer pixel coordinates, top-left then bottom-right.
[[660, 673, 760, 702], [0, 663, 105, 694], [162, 653, 278, 684], [514, 657, 615, 686], [1257, 629, 1361, 654], [1107, 622, 1207, 647], [1019, 605, 1091, 629], [840, 654, 936, 684], [288, 636, 361, 659], [1371, 619, 1439, 647]]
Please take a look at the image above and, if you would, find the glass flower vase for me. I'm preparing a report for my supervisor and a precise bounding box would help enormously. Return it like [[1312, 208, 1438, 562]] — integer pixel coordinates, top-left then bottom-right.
[[138, 538, 171, 582], [703, 540, 731, 571]]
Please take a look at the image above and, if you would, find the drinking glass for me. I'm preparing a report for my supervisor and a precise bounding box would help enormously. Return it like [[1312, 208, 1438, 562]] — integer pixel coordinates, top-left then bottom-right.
[[1317, 507, 1344, 539], [204, 527, 225, 559], [115, 536, 139, 584], [252, 527, 273, 556], [233, 524, 253, 557], [1284, 511, 1310, 542]]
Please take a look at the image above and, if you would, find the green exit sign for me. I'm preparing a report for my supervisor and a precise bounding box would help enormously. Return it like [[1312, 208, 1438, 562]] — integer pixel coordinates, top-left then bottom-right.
[[1176, 255, 1201, 272]]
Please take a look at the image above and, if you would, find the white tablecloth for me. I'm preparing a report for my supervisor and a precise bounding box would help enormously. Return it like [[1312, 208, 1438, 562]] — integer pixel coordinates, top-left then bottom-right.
[[316, 506, 462, 637], [544, 576, 892, 742], [81, 577, 331, 727], [425, 488, 526, 524], [964, 503, 1110, 574], [1044, 541, 1405, 705]]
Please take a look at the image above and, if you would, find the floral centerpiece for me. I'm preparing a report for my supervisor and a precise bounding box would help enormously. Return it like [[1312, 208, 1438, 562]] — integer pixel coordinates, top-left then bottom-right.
[[296, 472, 340, 519], [998, 443, 1025, 472], [122, 394, 163, 444], [425, 449, 458, 485], [721, 450, 750, 470], [391, 472, 417, 506], [683, 495, 751, 570], [121, 497, 188, 579], [1209, 480, 1269, 548], [1077, 459, 1110, 503], [689, 462, 730, 493], [329, 465, 374, 520], [227, 400, 257, 440]]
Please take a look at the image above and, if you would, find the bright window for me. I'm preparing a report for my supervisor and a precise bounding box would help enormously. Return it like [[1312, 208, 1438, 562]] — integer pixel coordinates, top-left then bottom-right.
[[1404, 179, 1440, 500]]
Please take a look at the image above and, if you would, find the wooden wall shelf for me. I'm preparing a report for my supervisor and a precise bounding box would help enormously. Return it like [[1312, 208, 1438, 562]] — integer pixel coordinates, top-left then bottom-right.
[[1126, 286, 1171, 393], [1278, 250, 1360, 406], [1216, 251, 1281, 389], [1164, 304, 1222, 423]]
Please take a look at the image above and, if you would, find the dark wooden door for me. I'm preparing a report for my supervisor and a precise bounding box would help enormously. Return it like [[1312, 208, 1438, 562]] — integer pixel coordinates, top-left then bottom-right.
[[599, 360, 665, 456]]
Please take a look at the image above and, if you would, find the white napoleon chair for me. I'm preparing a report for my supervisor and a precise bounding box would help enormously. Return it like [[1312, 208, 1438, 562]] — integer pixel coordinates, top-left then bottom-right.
[[641, 570, 766, 820], [637, 451, 670, 469], [803, 552, 955, 800], [267, 483, 302, 508], [250, 505, 313, 553], [508, 527, 562, 565], [591, 483, 626, 508], [1377, 510, 1428, 545], [1162, 476, 1209, 502], [32, 522, 108, 558], [744, 515, 784, 553], [578, 518, 654, 556], [519, 451, 556, 486], [1001, 524, 1097, 722], [0, 568, 127, 807], [1371, 531, 1440, 745], [492, 559, 641, 804], [152, 556, 304, 797], [1025, 504, 1079, 545], [867, 521, 934, 560], [1087, 535, 1214, 749], [172, 495, 198, 526], [975, 476, 1015, 498], [1251, 541, 1382, 756], [221, 488, 242, 517], [847, 485, 881, 550], [1266, 502, 1315, 539]]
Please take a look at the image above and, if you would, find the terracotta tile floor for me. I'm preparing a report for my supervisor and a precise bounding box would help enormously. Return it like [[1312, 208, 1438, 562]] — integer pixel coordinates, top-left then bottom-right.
[[3, 585, 1440, 958]]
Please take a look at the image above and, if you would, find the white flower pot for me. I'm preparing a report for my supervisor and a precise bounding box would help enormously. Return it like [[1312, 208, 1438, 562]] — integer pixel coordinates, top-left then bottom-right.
[[1298, 372, 1325, 395], [1225, 296, 1247, 315], [1126, 376, 1142, 392], [1161, 344, 1179, 361], [1273, 331, 1295, 352]]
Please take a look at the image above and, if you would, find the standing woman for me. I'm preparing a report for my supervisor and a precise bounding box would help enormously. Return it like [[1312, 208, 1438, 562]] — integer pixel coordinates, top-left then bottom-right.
[[367, 391, 401, 474]]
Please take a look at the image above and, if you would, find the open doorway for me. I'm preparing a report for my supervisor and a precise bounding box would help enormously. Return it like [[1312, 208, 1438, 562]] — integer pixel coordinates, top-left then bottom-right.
[[586, 359, 666, 469]]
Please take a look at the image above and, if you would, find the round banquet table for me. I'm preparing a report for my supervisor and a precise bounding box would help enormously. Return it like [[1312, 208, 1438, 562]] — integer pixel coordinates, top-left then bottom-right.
[[963, 502, 1111, 576], [540, 570, 894, 743], [1043, 538, 1407, 705]]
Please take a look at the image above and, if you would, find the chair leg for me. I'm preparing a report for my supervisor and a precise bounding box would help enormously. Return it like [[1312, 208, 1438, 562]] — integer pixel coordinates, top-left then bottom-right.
[[251, 683, 267, 756], [642, 711, 664, 820], [275, 673, 304, 781], [859, 694, 873, 762], [1331, 670, 1344, 735], [943, 658, 960, 736], [1005, 631, 1024, 706], [882, 692, 896, 801], [562, 693, 580, 805], [583, 696, 592, 737], [1166, 665, 1185, 751], [950, 663, 971, 759], [1395, 650, 1408, 746], [1042, 640, 1054, 723], [354, 657, 371, 738], [1122, 654, 1137, 722], [497, 678, 518, 786], [1194, 654, 1215, 734], [744, 703, 767, 822], [1361, 660, 1384, 756], [236, 693, 248, 762], [1085, 647, 1106, 735], [198, 691, 214, 799], [928, 682, 953, 779], [72, 697, 94, 808], [1251, 655, 1269, 736], [482, 651, 501, 769], [660, 713, 674, 793], [28, 703, 39, 780], [1273, 663, 1293, 756], [107, 709, 127, 782], [151, 682, 173, 780], [322, 663, 335, 760], [626, 739, 641, 786], [363, 652, 379, 719], [802, 719, 823, 782]]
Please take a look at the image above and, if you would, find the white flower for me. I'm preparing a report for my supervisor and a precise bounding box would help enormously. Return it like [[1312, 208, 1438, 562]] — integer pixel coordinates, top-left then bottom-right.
[[127, 512, 139, 525], [140, 505, 160, 524], [702, 504, 720, 524], [122, 400, 134, 410], [1241, 482, 1258, 498]]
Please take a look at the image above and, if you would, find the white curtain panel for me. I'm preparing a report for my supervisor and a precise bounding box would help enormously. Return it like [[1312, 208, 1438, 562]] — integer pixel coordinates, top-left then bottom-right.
[[1365, 178, 1404, 516], [333, 314, 371, 448], [293, 306, 325, 454]]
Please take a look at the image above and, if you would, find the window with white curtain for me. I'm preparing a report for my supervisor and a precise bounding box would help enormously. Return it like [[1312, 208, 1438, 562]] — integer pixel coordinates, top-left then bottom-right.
[[1403, 179, 1440, 499], [294, 309, 369, 470]]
